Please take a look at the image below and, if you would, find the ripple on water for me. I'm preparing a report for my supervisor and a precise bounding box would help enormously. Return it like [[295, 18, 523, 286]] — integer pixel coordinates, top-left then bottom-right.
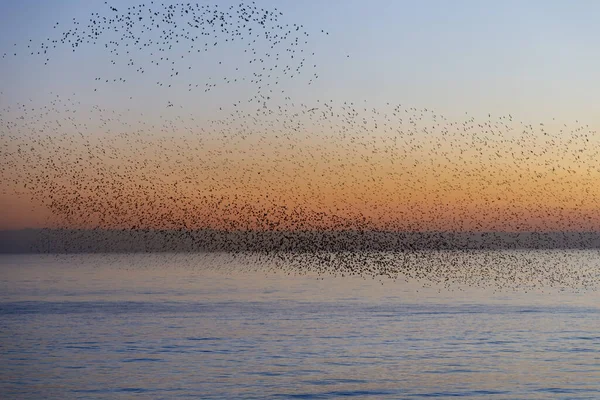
[[1, 255, 600, 399]]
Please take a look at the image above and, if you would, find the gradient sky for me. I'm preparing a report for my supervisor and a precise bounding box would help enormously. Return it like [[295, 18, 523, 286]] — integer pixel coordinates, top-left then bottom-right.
[[1, 0, 600, 230], [2, 0, 600, 119]]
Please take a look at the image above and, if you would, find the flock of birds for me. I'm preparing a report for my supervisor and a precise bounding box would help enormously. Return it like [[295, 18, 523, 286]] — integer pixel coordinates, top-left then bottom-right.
[[3, 1, 332, 107], [2, 1, 600, 292]]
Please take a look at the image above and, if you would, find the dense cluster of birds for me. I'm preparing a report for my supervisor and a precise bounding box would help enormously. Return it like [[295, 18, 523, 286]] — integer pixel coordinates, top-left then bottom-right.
[[24, 250, 600, 293], [2, 1, 600, 292], [2, 92, 600, 291]]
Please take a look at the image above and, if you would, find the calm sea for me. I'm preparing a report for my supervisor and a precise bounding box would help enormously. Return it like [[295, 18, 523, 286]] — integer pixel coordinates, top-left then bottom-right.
[[1, 252, 599, 399]]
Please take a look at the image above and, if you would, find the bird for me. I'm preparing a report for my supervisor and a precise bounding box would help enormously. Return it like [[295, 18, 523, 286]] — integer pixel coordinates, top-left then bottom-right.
[[1, 2, 599, 293], [4, 1, 331, 107], [2, 88, 600, 292]]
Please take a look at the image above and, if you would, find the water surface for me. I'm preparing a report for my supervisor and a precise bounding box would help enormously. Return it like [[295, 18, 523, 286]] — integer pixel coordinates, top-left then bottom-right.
[[1, 253, 599, 399]]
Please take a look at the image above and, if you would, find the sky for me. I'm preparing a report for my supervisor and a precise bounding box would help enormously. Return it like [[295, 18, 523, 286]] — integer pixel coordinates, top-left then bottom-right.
[[1, 0, 600, 231], [1, 0, 598, 119]]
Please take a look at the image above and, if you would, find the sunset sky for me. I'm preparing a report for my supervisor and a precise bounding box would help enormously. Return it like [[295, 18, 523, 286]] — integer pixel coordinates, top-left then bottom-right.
[[1, 0, 600, 231]]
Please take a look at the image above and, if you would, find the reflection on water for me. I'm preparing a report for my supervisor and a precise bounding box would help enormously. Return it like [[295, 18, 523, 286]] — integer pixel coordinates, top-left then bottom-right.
[[1, 253, 599, 399]]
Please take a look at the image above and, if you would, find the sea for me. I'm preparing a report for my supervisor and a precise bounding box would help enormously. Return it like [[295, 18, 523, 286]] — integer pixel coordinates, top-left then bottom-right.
[[1, 252, 599, 399]]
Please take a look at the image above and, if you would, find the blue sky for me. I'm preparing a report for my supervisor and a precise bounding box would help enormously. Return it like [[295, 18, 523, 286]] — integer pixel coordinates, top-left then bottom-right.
[[1, 0, 599, 124]]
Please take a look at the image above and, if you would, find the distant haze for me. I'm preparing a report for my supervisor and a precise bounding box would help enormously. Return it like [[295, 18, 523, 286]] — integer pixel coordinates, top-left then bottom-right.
[[3, 229, 600, 254]]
